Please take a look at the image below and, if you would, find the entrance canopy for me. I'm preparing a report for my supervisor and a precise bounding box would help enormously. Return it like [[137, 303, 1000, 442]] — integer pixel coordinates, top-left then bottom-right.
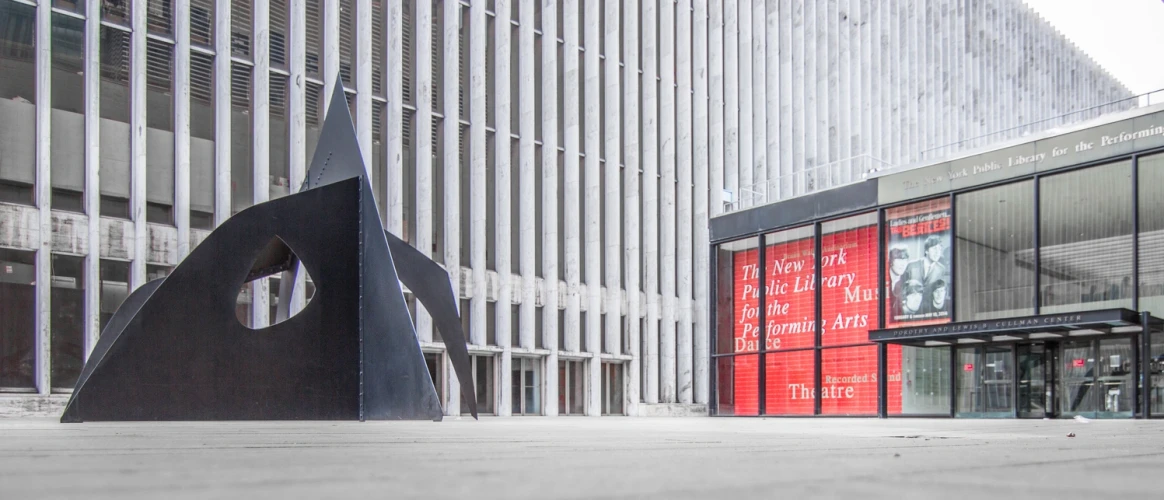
[[869, 309, 1159, 347]]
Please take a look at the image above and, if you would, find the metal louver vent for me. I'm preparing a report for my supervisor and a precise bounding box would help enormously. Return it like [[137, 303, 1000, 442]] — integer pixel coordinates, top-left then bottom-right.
[[147, 0, 173, 36], [373, 102, 383, 143], [231, 64, 251, 110], [306, 81, 323, 125], [191, 0, 214, 47], [100, 27, 132, 84], [103, 0, 130, 25], [270, 0, 288, 68], [231, 0, 252, 58], [306, 0, 322, 77], [191, 51, 214, 104], [146, 38, 173, 94], [431, 1, 439, 111], [270, 73, 288, 114], [340, 0, 355, 86], [402, 1, 413, 105], [372, 0, 384, 96]]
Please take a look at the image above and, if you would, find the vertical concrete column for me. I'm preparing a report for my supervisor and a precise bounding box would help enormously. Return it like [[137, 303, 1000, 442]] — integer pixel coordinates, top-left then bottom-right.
[[175, 0, 192, 258], [323, 0, 341, 112], [34, 0, 52, 394], [737, 0, 752, 198], [130, 0, 148, 289], [469, 0, 487, 348], [562, 0, 581, 355], [796, 0, 810, 191], [385, 0, 403, 233], [859, 0, 870, 165], [602, 0, 621, 359], [867, 0, 880, 167], [709, 0, 725, 218], [286, 0, 309, 315], [659, 0, 677, 404], [641, 0, 660, 405], [83, 0, 101, 355], [442, 0, 463, 416], [518, 0, 537, 354], [692, 0, 710, 405], [749, 0, 764, 195], [836, 0, 849, 181], [808, 0, 821, 187], [251, 0, 272, 329], [676, 0, 693, 405], [214, 0, 232, 230], [582, 0, 601, 416], [622, 0, 641, 415], [764, 0, 779, 196], [357, 0, 373, 162], [815, 0, 828, 167], [413, 0, 434, 343], [495, 0, 513, 417], [723, 0, 739, 205], [541, 0, 560, 417]]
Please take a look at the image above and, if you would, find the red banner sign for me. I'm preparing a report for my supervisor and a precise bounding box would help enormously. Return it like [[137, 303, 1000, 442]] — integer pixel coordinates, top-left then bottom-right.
[[729, 224, 898, 415]]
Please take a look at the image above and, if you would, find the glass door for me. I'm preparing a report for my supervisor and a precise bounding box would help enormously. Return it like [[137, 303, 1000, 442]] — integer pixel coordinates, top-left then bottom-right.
[[956, 345, 1014, 418], [1060, 340, 1098, 418], [1096, 338, 1134, 418], [1017, 343, 1050, 418], [1059, 338, 1135, 419]]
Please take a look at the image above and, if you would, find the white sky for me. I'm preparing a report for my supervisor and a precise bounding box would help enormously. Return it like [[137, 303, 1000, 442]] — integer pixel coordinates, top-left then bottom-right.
[[1023, 0, 1164, 95]]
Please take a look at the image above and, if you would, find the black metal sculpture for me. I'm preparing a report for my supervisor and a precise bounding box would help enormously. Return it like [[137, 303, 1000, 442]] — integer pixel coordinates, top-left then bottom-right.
[[61, 80, 476, 422]]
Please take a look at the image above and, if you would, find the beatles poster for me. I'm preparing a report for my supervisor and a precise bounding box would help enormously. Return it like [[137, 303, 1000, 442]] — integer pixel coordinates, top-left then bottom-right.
[[885, 200, 953, 327]]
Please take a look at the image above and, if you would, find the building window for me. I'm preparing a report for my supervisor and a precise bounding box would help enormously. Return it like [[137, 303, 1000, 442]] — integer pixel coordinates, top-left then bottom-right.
[[270, 73, 290, 199], [511, 356, 540, 415], [1039, 161, 1133, 312], [820, 213, 878, 347], [461, 354, 495, 415], [424, 352, 443, 403], [230, 63, 253, 215], [956, 181, 1035, 320], [558, 359, 584, 415], [0, 248, 36, 391], [885, 198, 952, 328], [763, 349, 814, 415], [889, 345, 951, 416], [713, 236, 759, 415], [146, 37, 175, 224], [99, 25, 132, 219], [50, 255, 84, 391], [190, 51, 215, 229], [601, 361, 623, 415], [0, 0, 37, 206], [99, 260, 131, 332], [1138, 153, 1164, 313], [714, 354, 757, 416], [50, 13, 86, 213]]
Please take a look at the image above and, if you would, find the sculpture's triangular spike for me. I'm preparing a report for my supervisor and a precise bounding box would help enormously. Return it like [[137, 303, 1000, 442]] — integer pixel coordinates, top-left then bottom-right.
[[301, 75, 367, 193]]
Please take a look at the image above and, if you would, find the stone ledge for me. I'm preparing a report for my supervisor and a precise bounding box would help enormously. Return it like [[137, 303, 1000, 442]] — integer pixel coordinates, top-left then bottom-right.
[[0, 395, 68, 419], [633, 403, 709, 417]]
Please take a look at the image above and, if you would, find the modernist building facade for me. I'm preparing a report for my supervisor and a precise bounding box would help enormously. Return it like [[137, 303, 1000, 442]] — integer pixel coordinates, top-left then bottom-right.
[[0, 0, 1134, 417], [710, 105, 1164, 418]]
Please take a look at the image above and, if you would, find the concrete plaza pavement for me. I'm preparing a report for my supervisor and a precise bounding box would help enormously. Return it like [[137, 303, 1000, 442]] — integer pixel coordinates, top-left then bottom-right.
[[1, 416, 1162, 499]]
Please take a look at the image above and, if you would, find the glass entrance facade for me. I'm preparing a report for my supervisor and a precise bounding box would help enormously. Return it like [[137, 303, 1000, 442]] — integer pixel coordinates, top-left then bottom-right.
[[710, 110, 1164, 419]]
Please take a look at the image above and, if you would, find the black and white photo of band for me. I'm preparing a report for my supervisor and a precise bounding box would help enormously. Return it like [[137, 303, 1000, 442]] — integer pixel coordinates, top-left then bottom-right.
[[886, 209, 952, 325]]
